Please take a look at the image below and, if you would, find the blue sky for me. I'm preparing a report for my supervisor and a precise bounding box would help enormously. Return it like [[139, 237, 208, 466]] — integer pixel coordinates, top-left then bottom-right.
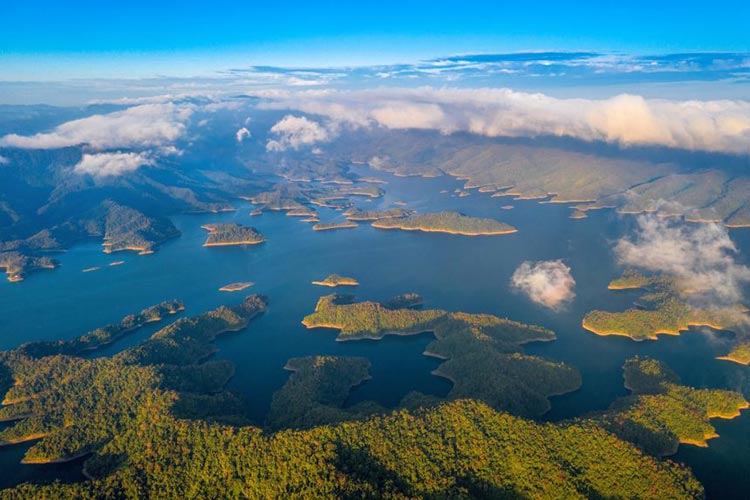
[[2, 1, 749, 79]]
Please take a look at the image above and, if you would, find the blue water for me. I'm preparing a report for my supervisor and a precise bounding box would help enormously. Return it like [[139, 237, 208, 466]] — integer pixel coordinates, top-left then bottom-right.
[[0, 168, 749, 497]]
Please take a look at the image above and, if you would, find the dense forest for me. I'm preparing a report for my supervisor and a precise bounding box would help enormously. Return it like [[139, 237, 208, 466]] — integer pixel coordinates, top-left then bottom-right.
[[372, 210, 516, 235], [1, 292, 747, 498], [202, 223, 265, 246]]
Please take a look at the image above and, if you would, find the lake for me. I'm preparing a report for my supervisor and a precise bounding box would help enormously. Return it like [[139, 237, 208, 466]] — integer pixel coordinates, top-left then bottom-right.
[[1, 167, 749, 498]]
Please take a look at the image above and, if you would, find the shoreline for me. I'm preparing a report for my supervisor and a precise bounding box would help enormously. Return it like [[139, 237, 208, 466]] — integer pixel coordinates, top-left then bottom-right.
[[371, 223, 517, 236], [581, 318, 730, 342]]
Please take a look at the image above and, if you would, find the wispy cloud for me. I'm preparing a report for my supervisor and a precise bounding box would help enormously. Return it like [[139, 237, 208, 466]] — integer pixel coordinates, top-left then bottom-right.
[[615, 215, 750, 306], [511, 260, 576, 311], [258, 87, 750, 155]]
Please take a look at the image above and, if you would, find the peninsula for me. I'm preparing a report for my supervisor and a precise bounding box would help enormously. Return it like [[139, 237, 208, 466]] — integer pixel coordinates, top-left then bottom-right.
[[202, 223, 265, 246], [372, 211, 516, 235]]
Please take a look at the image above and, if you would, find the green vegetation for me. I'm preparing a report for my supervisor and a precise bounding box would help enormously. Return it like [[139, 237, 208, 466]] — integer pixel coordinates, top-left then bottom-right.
[[382, 292, 424, 309], [302, 294, 579, 417], [202, 223, 265, 246], [344, 207, 413, 221], [312, 274, 359, 287], [0, 301, 726, 499], [0, 295, 267, 468], [312, 221, 358, 231], [101, 202, 181, 255], [372, 211, 516, 235], [717, 341, 750, 365], [596, 357, 748, 455], [0, 251, 57, 282], [266, 356, 382, 430], [15, 300, 184, 358], [583, 272, 746, 341]]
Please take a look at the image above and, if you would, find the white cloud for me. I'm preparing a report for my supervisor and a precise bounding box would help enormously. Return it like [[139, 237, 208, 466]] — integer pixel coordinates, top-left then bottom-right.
[[258, 88, 750, 155], [266, 115, 331, 152], [615, 215, 750, 306], [0, 155, 8, 165], [236, 127, 251, 143], [0, 103, 193, 151], [73, 152, 154, 177], [511, 260, 576, 311]]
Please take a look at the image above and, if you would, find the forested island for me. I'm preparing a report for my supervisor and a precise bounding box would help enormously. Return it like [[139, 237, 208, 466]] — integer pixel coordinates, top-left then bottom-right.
[[302, 294, 580, 417], [344, 207, 413, 221], [312, 221, 358, 231], [582, 272, 744, 341], [372, 211, 516, 235], [312, 274, 359, 287], [202, 223, 265, 246]]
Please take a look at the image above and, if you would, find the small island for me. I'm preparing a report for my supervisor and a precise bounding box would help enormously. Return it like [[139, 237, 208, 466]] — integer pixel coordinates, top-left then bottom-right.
[[202, 223, 265, 246], [343, 207, 413, 221], [109, 261, 125, 267], [82, 266, 101, 273], [219, 282, 255, 292], [312, 221, 358, 231], [312, 274, 359, 287], [372, 211, 517, 236]]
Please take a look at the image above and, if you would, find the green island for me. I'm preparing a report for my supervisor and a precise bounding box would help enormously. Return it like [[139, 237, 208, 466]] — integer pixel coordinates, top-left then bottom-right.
[[219, 282, 254, 292], [312, 221, 358, 231], [202, 223, 265, 246], [382, 292, 424, 309], [311, 274, 359, 287], [0, 298, 728, 498], [594, 357, 749, 455], [372, 211, 517, 236], [582, 272, 746, 341], [302, 294, 580, 417], [0, 251, 57, 282], [344, 207, 413, 221]]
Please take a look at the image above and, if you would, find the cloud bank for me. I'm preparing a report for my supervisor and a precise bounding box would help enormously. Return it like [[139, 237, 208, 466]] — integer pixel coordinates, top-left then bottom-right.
[[0, 103, 192, 151], [73, 152, 154, 177], [615, 215, 750, 306], [259, 88, 750, 155], [511, 260, 576, 311], [266, 115, 331, 152]]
